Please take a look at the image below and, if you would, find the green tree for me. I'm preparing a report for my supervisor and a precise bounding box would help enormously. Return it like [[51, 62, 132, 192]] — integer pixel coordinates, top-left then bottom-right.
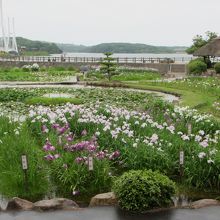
[[186, 31, 218, 54], [100, 52, 117, 81]]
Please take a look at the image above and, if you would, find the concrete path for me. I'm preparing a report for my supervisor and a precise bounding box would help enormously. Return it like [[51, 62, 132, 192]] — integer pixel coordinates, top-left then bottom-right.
[[1, 206, 220, 220]]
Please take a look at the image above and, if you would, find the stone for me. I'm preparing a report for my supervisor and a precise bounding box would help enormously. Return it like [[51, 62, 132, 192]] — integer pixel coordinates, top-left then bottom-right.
[[89, 192, 117, 207], [34, 198, 79, 211], [191, 199, 220, 209], [6, 197, 34, 211]]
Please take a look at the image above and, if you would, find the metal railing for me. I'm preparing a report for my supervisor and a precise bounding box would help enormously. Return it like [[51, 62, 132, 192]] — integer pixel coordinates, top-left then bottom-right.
[[0, 56, 195, 64], [0, 56, 219, 64]]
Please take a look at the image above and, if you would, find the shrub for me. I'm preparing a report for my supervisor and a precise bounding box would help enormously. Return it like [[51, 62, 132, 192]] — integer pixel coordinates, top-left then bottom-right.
[[31, 63, 40, 72], [145, 98, 174, 115], [40, 66, 47, 72], [12, 67, 20, 72], [214, 62, 220, 74], [113, 170, 176, 212], [22, 65, 32, 72], [67, 66, 76, 71], [187, 59, 207, 75], [3, 68, 10, 73], [55, 66, 66, 71]]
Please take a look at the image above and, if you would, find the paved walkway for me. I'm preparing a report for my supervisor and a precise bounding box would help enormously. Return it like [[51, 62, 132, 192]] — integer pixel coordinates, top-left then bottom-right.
[[0, 206, 220, 220]]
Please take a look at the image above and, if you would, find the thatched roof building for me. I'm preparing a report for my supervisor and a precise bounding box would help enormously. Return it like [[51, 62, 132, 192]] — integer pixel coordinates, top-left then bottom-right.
[[194, 37, 220, 57]]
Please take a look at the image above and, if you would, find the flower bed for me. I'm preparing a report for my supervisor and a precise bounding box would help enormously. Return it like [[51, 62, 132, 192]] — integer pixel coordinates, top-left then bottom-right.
[[0, 87, 220, 201]]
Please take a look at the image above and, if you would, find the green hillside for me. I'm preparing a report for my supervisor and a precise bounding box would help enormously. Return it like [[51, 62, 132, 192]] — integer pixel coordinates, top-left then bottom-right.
[[17, 37, 62, 55], [57, 42, 187, 54], [57, 43, 87, 53]]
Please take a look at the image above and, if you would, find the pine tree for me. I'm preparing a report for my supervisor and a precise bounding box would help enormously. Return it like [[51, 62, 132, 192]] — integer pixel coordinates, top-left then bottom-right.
[[100, 52, 117, 81]]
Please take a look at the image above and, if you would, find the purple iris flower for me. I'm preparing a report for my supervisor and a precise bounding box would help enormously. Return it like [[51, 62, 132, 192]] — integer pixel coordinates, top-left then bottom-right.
[[66, 134, 74, 142], [44, 154, 55, 161], [52, 123, 60, 129], [41, 125, 49, 133], [109, 150, 120, 160], [96, 151, 106, 160], [75, 157, 85, 164], [87, 144, 96, 153], [43, 140, 56, 151], [81, 129, 87, 136]]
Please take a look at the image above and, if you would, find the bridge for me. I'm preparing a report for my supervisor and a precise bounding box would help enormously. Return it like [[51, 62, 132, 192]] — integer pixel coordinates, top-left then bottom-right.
[[0, 56, 189, 74]]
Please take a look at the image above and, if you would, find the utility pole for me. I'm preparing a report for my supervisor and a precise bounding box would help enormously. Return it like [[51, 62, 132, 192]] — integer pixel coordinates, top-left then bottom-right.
[[12, 17, 18, 53], [7, 17, 10, 52], [0, 0, 7, 52]]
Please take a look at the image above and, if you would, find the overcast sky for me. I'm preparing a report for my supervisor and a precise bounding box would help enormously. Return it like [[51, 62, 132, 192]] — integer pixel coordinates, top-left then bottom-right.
[[2, 0, 220, 46]]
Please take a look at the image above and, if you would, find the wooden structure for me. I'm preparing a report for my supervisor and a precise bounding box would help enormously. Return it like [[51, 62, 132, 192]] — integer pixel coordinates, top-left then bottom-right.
[[194, 37, 220, 57]]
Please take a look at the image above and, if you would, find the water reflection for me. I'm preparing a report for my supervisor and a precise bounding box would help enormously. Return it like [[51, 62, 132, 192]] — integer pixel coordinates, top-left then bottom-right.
[[116, 207, 174, 220]]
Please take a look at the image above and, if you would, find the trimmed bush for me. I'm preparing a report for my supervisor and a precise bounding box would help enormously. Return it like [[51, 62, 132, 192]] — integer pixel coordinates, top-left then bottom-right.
[[67, 66, 76, 71], [214, 62, 220, 74], [22, 65, 32, 72], [188, 59, 207, 75], [55, 66, 66, 71], [31, 63, 40, 72], [113, 170, 176, 212], [25, 97, 82, 106]]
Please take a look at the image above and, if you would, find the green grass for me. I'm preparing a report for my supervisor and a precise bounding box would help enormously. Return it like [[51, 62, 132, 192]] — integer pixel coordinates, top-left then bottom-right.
[[0, 117, 49, 201], [21, 51, 49, 56], [0, 71, 37, 81], [85, 75, 220, 119], [134, 84, 218, 118], [86, 69, 161, 82], [25, 97, 82, 106], [112, 71, 161, 81], [0, 68, 77, 82]]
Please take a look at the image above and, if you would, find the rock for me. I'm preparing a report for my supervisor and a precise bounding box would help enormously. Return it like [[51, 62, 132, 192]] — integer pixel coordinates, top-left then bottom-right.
[[191, 199, 220, 209], [6, 197, 34, 211], [34, 198, 79, 211], [89, 192, 117, 207]]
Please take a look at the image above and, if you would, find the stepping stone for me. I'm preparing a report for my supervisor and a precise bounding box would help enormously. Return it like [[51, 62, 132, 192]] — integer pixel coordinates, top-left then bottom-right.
[[6, 197, 34, 211], [34, 198, 79, 211], [191, 199, 220, 209], [89, 192, 117, 207]]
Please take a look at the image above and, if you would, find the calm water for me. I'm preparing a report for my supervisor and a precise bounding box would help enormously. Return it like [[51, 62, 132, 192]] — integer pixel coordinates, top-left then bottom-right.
[[1, 206, 220, 220]]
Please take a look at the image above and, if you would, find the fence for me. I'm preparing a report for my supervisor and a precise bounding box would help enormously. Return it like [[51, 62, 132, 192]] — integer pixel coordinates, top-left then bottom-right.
[[0, 56, 194, 64]]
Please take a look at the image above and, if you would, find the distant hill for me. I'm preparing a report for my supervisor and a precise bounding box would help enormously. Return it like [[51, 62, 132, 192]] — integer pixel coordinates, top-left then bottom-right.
[[57, 42, 188, 54], [57, 43, 87, 53], [17, 37, 62, 55]]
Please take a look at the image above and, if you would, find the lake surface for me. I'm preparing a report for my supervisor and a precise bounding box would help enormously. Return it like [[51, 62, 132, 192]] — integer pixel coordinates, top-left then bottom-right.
[[1, 206, 220, 220]]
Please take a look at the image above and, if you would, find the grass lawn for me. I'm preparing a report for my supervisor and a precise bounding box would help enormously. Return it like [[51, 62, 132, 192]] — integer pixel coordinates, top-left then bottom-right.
[[0, 66, 78, 82], [25, 96, 82, 106]]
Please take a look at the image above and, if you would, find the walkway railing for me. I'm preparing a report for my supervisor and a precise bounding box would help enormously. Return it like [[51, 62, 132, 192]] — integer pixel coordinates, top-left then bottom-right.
[[0, 56, 194, 64], [0, 56, 219, 64]]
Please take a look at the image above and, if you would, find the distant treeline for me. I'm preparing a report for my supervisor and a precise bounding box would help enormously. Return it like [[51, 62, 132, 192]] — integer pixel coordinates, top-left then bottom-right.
[[57, 42, 188, 54], [17, 37, 62, 55], [15, 37, 188, 55]]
